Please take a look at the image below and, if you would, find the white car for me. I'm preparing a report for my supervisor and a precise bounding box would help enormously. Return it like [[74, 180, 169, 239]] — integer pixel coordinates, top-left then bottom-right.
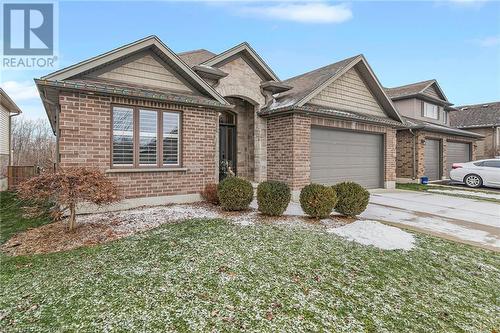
[[449, 159, 500, 188]]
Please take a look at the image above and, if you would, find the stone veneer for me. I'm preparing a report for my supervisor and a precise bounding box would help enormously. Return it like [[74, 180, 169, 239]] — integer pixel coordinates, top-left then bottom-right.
[[396, 129, 477, 180], [58, 92, 218, 199]]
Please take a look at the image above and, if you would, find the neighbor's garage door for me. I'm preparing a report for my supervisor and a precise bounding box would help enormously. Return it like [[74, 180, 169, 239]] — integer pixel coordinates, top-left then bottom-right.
[[311, 127, 384, 188], [424, 139, 441, 180], [446, 142, 471, 178]]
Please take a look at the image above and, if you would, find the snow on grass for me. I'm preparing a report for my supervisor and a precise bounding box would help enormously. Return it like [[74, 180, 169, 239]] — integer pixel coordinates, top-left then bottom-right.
[[427, 188, 500, 200], [328, 220, 415, 250]]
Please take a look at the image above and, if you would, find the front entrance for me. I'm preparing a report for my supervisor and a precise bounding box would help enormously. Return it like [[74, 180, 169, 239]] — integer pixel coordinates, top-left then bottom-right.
[[219, 111, 237, 179]]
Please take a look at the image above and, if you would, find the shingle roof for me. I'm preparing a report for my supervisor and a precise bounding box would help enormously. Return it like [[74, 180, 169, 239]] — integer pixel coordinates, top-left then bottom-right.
[[450, 102, 500, 128], [384, 80, 435, 99], [268, 55, 359, 109], [403, 116, 483, 138], [177, 49, 216, 67]]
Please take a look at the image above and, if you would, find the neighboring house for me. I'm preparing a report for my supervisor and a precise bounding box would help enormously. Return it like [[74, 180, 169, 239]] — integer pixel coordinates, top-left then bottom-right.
[[450, 102, 500, 159], [0, 88, 22, 191], [385, 80, 482, 182], [36, 35, 405, 208]]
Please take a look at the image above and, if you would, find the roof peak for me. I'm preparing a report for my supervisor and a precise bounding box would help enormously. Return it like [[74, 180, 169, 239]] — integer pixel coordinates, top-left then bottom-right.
[[386, 79, 436, 90], [177, 48, 215, 56], [283, 54, 361, 83], [456, 101, 500, 109]]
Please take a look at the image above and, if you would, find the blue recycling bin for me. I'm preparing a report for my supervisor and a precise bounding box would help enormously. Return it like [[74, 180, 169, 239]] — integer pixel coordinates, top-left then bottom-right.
[[420, 176, 429, 185]]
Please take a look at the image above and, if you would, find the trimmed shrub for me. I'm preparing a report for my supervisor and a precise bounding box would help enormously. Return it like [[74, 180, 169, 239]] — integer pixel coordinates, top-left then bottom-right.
[[333, 182, 370, 217], [218, 177, 253, 211], [257, 181, 291, 216], [201, 183, 219, 205], [299, 183, 337, 218]]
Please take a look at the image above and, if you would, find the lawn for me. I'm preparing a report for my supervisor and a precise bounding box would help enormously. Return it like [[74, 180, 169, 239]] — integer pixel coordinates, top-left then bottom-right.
[[0, 191, 52, 244], [396, 183, 500, 203], [1, 216, 499, 332]]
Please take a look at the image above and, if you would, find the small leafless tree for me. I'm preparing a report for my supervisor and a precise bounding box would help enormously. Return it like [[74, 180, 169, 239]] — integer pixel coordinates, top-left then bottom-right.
[[17, 167, 121, 231], [11, 116, 56, 170]]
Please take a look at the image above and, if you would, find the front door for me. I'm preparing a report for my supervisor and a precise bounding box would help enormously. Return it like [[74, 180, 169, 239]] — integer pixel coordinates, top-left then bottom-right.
[[219, 111, 237, 179]]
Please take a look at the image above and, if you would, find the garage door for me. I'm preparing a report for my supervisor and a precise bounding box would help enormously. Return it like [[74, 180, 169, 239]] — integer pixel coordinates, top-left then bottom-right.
[[446, 142, 471, 177], [424, 139, 440, 180], [311, 127, 383, 188]]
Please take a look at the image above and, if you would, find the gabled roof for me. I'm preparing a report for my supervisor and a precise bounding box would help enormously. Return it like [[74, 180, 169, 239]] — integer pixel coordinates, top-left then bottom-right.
[[178, 49, 216, 67], [0, 88, 22, 114], [403, 116, 483, 138], [385, 79, 450, 104], [41, 35, 229, 106], [450, 101, 500, 128], [201, 42, 279, 81], [266, 55, 403, 123]]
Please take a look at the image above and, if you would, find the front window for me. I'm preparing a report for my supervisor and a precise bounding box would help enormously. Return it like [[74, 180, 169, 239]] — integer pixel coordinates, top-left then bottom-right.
[[423, 102, 439, 119], [112, 106, 181, 168], [112, 107, 134, 166], [443, 110, 448, 124]]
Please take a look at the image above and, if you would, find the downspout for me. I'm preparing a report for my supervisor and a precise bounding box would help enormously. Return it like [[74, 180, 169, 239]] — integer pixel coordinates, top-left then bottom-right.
[[409, 128, 416, 180]]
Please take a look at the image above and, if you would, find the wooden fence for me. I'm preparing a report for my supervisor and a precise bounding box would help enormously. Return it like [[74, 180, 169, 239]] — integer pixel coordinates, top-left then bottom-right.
[[7, 166, 40, 189]]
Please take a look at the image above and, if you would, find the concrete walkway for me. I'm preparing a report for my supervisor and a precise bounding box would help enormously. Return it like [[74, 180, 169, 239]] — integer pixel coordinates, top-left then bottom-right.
[[361, 190, 500, 251]]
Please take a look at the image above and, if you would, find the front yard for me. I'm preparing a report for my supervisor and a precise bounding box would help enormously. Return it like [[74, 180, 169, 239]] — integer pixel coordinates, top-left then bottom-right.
[[1, 195, 499, 332]]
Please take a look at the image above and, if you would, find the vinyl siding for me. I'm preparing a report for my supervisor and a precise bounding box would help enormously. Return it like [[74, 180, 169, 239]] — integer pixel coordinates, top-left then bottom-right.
[[393, 98, 449, 126], [309, 67, 387, 118], [422, 84, 441, 100], [86, 51, 197, 94], [0, 105, 10, 155]]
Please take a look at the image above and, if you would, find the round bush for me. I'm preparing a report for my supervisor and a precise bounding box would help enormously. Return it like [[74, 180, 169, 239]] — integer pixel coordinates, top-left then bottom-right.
[[299, 183, 337, 218], [257, 181, 291, 216], [333, 182, 370, 217], [217, 177, 254, 211]]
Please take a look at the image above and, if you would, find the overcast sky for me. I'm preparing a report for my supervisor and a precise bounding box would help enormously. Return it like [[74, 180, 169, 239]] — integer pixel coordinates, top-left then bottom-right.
[[1, 0, 499, 122]]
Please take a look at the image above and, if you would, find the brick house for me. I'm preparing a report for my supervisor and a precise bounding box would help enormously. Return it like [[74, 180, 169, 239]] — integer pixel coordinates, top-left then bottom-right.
[[385, 80, 483, 182], [37, 35, 407, 208], [450, 102, 500, 160]]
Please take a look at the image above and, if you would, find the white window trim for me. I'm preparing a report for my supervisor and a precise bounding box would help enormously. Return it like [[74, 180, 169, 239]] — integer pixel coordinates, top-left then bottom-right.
[[423, 102, 439, 120]]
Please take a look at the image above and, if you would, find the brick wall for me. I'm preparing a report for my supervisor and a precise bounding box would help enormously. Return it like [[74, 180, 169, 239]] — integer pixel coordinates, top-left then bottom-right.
[[396, 129, 478, 180], [267, 113, 397, 190], [463, 127, 498, 159], [58, 91, 217, 199], [267, 114, 310, 190]]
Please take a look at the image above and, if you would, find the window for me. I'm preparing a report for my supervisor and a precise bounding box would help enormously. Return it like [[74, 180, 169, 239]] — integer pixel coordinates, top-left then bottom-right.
[[163, 112, 180, 165], [443, 110, 448, 124], [423, 102, 439, 119], [112, 107, 134, 166], [112, 106, 181, 168], [139, 110, 158, 165], [482, 160, 500, 168]]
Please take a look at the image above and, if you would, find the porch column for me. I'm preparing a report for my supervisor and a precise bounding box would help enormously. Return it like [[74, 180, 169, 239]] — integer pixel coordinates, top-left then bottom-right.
[[253, 106, 267, 183]]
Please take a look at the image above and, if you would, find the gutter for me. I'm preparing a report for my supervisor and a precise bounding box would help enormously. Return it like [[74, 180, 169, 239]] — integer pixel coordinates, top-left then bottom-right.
[[260, 105, 406, 129], [35, 79, 234, 111]]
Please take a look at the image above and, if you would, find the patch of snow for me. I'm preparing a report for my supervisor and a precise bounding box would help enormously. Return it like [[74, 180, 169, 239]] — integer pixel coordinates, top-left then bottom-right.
[[427, 189, 500, 200], [328, 220, 415, 250]]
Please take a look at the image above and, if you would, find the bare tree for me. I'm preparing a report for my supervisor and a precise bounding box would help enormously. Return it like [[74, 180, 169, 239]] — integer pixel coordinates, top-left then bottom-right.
[[11, 116, 56, 170]]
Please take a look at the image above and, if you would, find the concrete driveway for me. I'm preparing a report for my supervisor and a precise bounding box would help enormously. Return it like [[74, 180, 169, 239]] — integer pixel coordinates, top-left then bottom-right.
[[362, 190, 500, 251]]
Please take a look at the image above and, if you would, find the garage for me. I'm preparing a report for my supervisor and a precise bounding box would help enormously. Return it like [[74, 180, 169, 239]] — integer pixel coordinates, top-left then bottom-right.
[[446, 142, 471, 177], [311, 127, 384, 188], [424, 139, 441, 180]]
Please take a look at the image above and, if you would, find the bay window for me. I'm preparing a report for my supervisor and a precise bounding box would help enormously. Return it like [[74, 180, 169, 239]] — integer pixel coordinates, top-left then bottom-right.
[[112, 106, 181, 168], [423, 102, 439, 119]]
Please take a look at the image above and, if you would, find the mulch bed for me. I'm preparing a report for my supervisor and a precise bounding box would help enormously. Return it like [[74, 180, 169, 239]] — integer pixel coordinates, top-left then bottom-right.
[[1, 203, 350, 257]]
